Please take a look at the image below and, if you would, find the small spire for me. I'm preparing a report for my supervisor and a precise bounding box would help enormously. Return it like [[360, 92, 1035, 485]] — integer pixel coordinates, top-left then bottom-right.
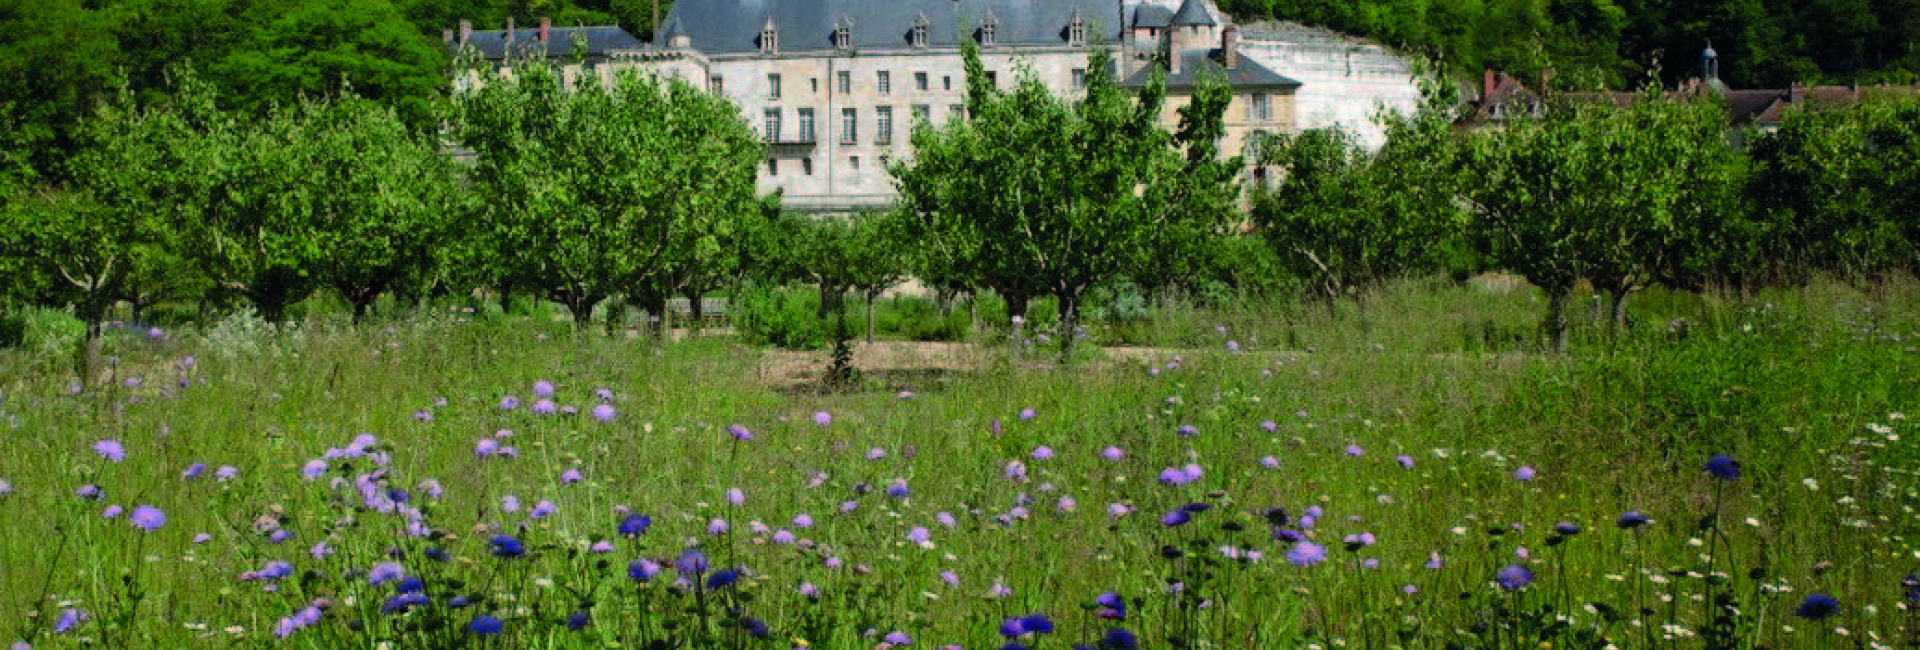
[[1170, 0, 1216, 27]]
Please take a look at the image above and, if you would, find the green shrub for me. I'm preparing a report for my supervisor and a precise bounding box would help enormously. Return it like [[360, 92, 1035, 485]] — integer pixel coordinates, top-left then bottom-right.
[[734, 284, 827, 350]]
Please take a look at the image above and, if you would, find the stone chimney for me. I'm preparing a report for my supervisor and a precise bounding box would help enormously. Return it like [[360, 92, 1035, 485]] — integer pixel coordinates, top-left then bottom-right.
[[539, 17, 551, 43], [459, 20, 472, 45], [505, 16, 515, 42], [1222, 23, 1240, 69], [1484, 69, 1497, 102], [1789, 81, 1805, 104]]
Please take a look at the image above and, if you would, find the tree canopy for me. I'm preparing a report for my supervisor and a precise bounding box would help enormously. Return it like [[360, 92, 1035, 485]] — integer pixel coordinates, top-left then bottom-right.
[[891, 41, 1241, 357]]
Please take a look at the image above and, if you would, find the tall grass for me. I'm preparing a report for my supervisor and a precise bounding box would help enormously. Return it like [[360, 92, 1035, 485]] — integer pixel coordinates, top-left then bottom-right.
[[0, 276, 1914, 649]]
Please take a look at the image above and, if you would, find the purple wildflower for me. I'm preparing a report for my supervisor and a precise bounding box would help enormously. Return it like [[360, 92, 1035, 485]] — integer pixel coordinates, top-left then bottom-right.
[[93, 440, 126, 462]]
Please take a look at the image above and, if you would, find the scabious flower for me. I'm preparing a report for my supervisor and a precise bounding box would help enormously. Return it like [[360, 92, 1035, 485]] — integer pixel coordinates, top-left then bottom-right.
[[102, 505, 124, 519], [1795, 593, 1840, 620], [628, 559, 661, 581], [867, 447, 887, 460], [531, 399, 556, 415], [813, 411, 832, 427], [1705, 455, 1741, 481], [675, 550, 710, 576], [182, 463, 206, 479], [1345, 444, 1364, 457], [500, 495, 520, 513], [1096, 591, 1127, 620], [1031, 445, 1054, 460], [468, 615, 503, 635], [533, 381, 555, 398], [727, 424, 754, 440], [1617, 510, 1651, 530], [561, 469, 583, 484], [489, 535, 525, 559], [50, 608, 87, 634], [1286, 542, 1327, 566], [1103, 627, 1139, 649], [882, 631, 911, 645], [567, 611, 591, 631], [530, 501, 557, 519], [124, 504, 164, 531], [793, 513, 815, 528], [1514, 466, 1538, 481], [474, 438, 500, 457], [1018, 408, 1037, 422], [619, 513, 652, 537], [907, 527, 932, 546], [591, 404, 616, 422], [707, 569, 740, 590], [301, 460, 328, 480], [93, 440, 126, 462], [799, 582, 821, 599], [369, 562, 404, 585], [1495, 564, 1535, 592], [707, 518, 730, 535], [1396, 455, 1415, 469]]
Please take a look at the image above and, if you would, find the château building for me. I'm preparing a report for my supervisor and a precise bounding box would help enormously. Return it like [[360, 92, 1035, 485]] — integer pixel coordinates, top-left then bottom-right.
[[449, 2, 1429, 213]]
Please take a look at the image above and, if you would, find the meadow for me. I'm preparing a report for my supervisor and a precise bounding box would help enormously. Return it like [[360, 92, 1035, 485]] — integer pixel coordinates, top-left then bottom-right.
[[0, 277, 1916, 650]]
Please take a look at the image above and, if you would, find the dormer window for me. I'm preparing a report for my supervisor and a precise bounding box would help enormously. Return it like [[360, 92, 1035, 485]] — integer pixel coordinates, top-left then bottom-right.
[[979, 12, 998, 46], [1068, 11, 1087, 47], [911, 14, 929, 48], [760, 18, 779, 55], [833, 18, 853, 51]]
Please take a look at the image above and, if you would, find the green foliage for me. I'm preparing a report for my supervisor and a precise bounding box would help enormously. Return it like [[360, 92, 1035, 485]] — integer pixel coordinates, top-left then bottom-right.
[[732, 283, 826, 350], [893, 41, 1239, 357], [1251, 70, 1472, 304], [211, 0, 448, 128], [1220, 0, 1919, 90], [1460, 89, 1741, 350], [451, 61, 763, 327], [1746, 93, 1920, 284]]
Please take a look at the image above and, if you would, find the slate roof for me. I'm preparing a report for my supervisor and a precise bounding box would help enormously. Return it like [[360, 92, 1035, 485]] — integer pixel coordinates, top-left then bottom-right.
[[1169, 0, 1216, 26], [455, 26, 647, 60], [1122, 49, 1301, 89], [1132, 5, 1174, 28], [657, 0, 1123, 55]]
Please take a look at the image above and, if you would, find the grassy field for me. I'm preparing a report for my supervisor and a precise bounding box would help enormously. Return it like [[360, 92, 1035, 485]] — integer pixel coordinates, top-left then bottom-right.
[[0, 277, 1916, 649]]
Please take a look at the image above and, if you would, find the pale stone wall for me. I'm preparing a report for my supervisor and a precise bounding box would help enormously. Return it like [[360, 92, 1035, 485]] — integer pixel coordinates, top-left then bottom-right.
[[1236, 22, 1421, 151]]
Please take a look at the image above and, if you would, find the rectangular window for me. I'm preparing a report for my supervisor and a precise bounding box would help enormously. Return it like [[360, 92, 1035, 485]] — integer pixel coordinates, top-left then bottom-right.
[[912, 104, 930, 123], [984, 71, 996, 88], [810, 77, 818, 93], [915, 71, 929, 91], [1072, 68, 1086, 90], [764, 109, 782, 141], [709, 74, 724, 94], [875, 106, 893, 144], [767, 73, 781, 99], [944, 75, 953, 91], [798, 108, 815, 142], [878, 71, 891, 94], [841, 107, 858, 144], [1250, 93, 1270, 121], [850, 155, 861, 170], [768, 158, 779, 175], [802, 157, 813, 175], [837, 71, 851, 94]]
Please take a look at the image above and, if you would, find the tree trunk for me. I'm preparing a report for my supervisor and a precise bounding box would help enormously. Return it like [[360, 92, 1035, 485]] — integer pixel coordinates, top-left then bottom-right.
[[1004, 290, 1030, 351], [1544, 291, 1571, 354], [684, 287, 705, 338], [564, 294, 603, 328], [865, 289, 879, 344], [77, 302, 107, 387], [497, 283, 513, 315], [1607, 287, 1636, 333], [1056, 287, 1085, 362]]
